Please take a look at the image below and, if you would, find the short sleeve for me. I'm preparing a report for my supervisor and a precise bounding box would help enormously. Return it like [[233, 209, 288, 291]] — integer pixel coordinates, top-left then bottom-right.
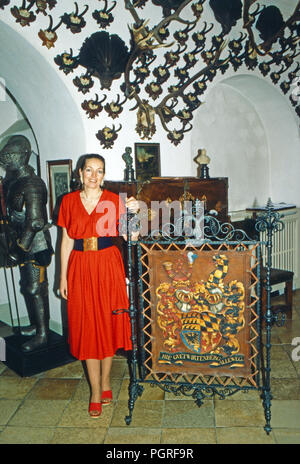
[[57, 195, 67, 228]]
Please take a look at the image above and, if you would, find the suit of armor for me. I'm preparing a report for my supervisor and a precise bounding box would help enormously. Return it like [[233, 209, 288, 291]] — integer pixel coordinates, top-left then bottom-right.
[[0, 135, 53, 352]]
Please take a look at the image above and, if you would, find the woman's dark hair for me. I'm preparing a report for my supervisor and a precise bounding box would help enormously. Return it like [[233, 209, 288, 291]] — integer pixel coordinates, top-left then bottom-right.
[[71, 153, 105, 191]]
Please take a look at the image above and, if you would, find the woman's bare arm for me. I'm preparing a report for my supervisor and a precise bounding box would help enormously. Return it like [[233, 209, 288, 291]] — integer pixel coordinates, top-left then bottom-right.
[[59, 227, 74, 300]]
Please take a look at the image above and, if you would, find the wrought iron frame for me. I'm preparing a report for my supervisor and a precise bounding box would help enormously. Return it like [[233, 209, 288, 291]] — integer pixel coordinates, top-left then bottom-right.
[[124, 198, 285, 434]]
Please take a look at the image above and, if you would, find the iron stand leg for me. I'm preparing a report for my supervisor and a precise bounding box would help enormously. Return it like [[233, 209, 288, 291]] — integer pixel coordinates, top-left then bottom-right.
[[124, 215, 144, 425], [125, 357, 144, 425]]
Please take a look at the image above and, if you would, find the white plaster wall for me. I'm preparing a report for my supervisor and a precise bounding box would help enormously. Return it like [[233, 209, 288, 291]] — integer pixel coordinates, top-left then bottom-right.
[[223, 75, 300, 208], [0, 93, 19, 139], [0, 1, 299, 332], [191, 81, 270, 211], [0, 21, 86, 173], [190, 74, 300, 212]]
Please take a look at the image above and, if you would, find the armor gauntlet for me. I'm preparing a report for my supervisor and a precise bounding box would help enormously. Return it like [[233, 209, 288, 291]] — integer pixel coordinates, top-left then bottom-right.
[[17, 218, 46, 252]]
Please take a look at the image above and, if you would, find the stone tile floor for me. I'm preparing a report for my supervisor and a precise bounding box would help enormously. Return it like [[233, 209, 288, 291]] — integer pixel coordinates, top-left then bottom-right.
[[0, 290, 300, 444]]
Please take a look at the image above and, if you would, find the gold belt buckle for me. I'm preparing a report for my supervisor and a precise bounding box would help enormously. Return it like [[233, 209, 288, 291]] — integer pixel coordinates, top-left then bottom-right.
[[83, 237, 98, 251]]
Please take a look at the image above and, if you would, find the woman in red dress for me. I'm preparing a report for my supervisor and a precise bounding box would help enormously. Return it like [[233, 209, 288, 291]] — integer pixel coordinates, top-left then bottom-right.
[[58, 154, 138, 418]]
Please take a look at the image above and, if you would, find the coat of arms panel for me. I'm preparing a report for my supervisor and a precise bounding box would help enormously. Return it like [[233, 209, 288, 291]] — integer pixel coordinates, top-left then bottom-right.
[[141, 247, 258, 381]]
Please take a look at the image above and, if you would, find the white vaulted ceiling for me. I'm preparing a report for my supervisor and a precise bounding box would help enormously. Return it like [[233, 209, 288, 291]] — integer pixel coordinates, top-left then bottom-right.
[[0, 19, 86, 179]]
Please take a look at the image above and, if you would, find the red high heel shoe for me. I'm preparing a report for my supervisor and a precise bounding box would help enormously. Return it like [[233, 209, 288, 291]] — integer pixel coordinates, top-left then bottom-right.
[[101, 390, 113, 406], [89, 402, 102, 418]]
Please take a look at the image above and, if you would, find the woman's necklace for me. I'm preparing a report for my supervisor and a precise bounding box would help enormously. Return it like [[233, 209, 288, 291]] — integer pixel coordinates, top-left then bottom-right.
[[81, 189, 102, 203]]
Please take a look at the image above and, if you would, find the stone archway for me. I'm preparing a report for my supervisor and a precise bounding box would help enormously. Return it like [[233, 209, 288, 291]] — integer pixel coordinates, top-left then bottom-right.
[[0, 20, 86, 177], [0, 20, 86, 333]]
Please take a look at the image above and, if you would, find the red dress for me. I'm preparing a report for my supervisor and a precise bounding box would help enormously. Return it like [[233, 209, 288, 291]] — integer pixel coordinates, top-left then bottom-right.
[[57, 189, 132, 360]]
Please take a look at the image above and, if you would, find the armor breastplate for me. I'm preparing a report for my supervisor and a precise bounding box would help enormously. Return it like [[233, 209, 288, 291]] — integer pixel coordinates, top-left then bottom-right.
[[6, 175, 51, 255]]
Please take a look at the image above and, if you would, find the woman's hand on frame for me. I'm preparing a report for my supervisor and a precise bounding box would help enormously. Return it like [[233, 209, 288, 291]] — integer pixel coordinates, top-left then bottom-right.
[[125, 196, 139, 214]]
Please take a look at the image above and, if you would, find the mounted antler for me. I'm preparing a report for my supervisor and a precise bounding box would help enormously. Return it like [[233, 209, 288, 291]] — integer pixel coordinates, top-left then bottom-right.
[[81, 94, 107, 118], [45, 0, 300, 147], [61, 2, 89, 34], [145, 38, 229, 141], [104, 94, 128, 119], [11, 1, 36, 26], [96, 124, 122, 148], [38, 14, 63, 48], [92, 0, 117, 28], [35, 0, 57, 15], [124, 0, 211, 139], [54, 49, 79, 74], [167, 122, 193, 146], [124, 0, 198, 94], [123, 0, 299, 143], [134, 97, 156, 139]]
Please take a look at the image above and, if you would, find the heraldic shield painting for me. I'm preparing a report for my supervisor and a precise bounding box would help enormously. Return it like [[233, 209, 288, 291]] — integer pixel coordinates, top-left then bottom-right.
[[140, 244, 259, 385]]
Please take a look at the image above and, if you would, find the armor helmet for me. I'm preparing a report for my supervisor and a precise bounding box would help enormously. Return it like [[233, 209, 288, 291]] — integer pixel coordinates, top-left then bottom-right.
[[0, 135, 31, 169]]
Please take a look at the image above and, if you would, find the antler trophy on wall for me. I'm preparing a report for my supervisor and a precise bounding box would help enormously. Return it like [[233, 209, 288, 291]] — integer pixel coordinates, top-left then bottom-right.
[[4, 0, 300, 148]]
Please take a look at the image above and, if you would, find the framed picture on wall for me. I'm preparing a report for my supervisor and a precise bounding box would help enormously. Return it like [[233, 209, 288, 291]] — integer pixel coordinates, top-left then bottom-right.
[[47, 159, 72, 218], [134, 142, 161, 182]]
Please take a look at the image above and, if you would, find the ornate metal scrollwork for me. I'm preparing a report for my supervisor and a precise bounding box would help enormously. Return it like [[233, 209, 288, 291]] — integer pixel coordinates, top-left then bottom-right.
[[124, 198, 283, 435]]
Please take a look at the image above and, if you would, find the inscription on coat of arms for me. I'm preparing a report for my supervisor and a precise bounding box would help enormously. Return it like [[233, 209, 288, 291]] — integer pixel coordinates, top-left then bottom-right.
[[155, 252, 246, 369]]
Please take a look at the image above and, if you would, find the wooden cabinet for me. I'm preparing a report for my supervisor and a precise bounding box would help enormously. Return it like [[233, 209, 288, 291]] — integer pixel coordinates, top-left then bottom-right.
[[105, 176, 228, 277], [105, 177, 228, 222]]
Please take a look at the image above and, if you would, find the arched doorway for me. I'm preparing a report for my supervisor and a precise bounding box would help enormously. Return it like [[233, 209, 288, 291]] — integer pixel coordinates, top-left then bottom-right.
[[0, 20, 86, 176], [0, 20, 86, 334]]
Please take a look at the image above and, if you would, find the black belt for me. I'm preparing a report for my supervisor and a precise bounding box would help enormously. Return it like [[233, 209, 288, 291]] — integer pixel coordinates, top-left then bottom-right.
[[74, 237, 113, 251]]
